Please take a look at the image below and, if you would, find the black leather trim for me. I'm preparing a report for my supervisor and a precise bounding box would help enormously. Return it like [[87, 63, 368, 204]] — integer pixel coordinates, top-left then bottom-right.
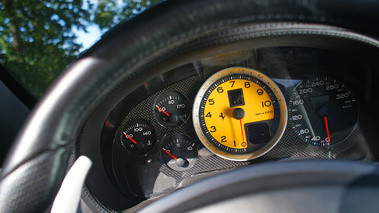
[[0, 63, 36, 109], [0, 149, 69, 212], [1, 0, 379, 212]]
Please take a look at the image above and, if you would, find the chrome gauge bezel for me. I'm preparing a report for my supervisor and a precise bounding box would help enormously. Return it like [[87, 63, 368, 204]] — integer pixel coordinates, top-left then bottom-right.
[[193, 67, 288, 161]]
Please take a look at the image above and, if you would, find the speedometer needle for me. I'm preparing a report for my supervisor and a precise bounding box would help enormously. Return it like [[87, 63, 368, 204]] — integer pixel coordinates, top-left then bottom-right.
[[155, 105, 170, 117], [323, 117, 331, 145], [123, 132, 137, 144], [162, 148, 178, 160]]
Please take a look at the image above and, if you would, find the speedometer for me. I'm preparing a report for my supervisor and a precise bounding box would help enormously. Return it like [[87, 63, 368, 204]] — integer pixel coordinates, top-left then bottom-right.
[[289, 77, 358, 147], [193, 67, 287, 161]]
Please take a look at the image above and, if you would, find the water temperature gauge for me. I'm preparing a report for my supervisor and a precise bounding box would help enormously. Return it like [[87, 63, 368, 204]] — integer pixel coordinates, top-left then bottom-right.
[[121, 119, 156, 155], [154, 91, 191, 127]]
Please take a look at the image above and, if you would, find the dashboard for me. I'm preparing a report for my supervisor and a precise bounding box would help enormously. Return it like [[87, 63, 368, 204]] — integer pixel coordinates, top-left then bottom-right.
[[105, 47, 369, 199], [77, 31, 379, 210], [3, 1, 379, 212]]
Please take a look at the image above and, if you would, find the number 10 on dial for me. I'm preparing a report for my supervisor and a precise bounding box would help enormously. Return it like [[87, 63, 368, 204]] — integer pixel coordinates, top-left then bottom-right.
[[193, 67, 287, 161]]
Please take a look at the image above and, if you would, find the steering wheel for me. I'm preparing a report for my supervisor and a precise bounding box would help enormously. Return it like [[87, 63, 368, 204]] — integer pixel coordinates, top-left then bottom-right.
[[1, 0, 379, 212]]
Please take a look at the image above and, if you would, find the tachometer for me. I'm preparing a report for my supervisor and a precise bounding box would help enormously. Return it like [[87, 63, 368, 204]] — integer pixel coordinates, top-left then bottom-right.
[[193, 67, 287, 161], [289, 77, 358, 147]]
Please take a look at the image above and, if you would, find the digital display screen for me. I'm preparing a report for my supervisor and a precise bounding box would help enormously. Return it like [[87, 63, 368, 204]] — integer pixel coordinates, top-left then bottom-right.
[[228, 88, 245, 107], [247, 122, 270, 144], [311, 95, 329, 105]]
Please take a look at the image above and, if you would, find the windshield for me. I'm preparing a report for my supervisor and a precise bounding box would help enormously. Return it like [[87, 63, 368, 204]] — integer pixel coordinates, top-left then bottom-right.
[[0, 0, 163, 98]]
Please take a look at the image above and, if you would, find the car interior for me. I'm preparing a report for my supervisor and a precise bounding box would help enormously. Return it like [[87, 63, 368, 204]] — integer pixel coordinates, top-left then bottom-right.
[[1, 0, 379, 212]]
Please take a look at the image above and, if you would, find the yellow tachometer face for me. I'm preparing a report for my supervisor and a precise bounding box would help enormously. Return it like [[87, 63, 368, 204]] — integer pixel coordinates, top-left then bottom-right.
[[193, 67, 287, 161], [205, 79, 274, 149]]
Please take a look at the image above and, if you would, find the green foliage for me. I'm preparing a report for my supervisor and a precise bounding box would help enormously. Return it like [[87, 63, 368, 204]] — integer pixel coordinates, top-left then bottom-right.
[[0, 0, 92, 98], [0, 0, 163, 98], [94, 0, 163, 31]]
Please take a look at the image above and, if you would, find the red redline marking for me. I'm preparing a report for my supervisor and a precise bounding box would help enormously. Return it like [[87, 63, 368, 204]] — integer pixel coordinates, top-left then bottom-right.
[[155, 105, 170, 117], [123, 132, 137, 144], [162, 148, 178, 160], [239, 119, 246, 148], [324, 117, 331, 145]]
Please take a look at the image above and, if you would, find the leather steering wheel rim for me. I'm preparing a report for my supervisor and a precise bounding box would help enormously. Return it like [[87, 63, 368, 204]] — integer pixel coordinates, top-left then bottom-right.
[[1, 0, 379, 212], [139, 160, 379, 213]]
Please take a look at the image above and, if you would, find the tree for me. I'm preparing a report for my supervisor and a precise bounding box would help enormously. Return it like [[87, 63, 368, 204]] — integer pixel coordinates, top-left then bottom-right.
[[93, 0, 162, 32], [0, 0, 92, 98], [0, 0, 162, 98]]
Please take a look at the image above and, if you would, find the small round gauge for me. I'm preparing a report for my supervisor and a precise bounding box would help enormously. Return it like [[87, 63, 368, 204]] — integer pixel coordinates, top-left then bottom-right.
[[289, 77, 358, 147], [193, 67, 287, 161], [121, 119, 156, 155], [154, 91, 190, 127], [161, 134, 198, 171]]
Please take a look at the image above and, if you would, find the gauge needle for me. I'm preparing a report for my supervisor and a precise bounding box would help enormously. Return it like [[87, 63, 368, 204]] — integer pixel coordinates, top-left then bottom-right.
[[155, 105, 170, 117], [323, 117, 331, 145], [239, 119, 246, 149], [162, 148, 178, 160], [123, 132, 137, 144]]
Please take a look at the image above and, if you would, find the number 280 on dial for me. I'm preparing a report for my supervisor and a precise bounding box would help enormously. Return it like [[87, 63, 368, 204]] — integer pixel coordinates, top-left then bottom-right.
[[192, 67, 287, 161]]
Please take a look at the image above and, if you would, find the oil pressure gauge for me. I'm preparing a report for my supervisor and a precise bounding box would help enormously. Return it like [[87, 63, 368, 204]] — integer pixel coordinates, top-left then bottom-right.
[[193, 67, 287, 161], [154, 91, 190, 127]]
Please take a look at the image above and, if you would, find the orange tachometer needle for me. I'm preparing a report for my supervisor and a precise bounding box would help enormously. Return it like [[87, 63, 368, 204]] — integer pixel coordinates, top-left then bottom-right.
[[324, 117, 331, 145], [155, 105, 170, 117], [239, 119, 246, 149], [123, 132, 137, 144], [233, 108, 246, 149], [162, 148, 178, 160]]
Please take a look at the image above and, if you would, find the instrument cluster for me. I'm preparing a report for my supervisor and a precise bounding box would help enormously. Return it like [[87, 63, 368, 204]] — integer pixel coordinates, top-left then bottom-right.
[[99, 47, 377, 201]]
